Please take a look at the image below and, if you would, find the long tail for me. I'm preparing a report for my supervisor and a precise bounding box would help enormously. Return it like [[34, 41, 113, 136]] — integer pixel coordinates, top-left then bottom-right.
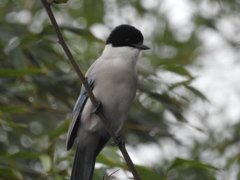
[[70, 145, 95, 180], [70, 132, 110, 180]]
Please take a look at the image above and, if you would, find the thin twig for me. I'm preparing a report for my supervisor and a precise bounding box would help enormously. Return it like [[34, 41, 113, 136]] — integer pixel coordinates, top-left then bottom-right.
[[40, 0, 141, 180], [40, 0, 116, 139], [105, 169, 120, 180]]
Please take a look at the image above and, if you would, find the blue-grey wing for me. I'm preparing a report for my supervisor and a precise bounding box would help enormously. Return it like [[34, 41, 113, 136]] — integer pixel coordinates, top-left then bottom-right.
[[66, 79, 94, 150]]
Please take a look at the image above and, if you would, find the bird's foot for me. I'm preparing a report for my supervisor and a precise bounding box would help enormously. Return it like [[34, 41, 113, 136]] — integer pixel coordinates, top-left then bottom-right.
[[91, 101, 102, 114], [111, 135, 124, 147]]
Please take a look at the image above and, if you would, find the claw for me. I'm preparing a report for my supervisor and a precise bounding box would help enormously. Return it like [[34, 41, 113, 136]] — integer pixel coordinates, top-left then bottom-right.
[[111, 135, 123, 147], [91, 101, 102, 114]]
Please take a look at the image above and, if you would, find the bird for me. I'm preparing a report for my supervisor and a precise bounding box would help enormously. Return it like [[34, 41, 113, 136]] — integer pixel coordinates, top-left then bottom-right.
[[66, 24, 149, 180]]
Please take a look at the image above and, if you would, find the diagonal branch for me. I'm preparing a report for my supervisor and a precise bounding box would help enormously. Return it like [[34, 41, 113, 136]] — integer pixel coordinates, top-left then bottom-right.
[[40, 0, 141, 180]]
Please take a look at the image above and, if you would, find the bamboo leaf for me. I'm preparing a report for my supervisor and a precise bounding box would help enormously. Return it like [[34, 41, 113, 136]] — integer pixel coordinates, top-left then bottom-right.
[[50, 0, 68, 4], [0, 118, 27, 128], [167, 158, 219, 172], [8, 151, 39, 159], [0, 68, 46, 77], [39, 154, 52, 172], [162, 65, 192, 78], [185, 85, 209, 101], [49, 119, 69, 140], [136, 165, 167, 180], [147, 92, 186, 122], [47, 142, 55, 163], [96, 147, 127, 169], [0, 165, 21, 180], [0, 106, 29, 114], [169, 79, 193, 90]]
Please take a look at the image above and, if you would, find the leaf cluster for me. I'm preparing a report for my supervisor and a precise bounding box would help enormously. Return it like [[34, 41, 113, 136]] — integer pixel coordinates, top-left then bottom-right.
[[1, 0, 240, 180]]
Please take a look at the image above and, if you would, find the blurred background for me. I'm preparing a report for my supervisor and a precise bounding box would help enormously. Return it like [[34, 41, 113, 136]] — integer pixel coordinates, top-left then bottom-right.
[[1, 0, 240, 179]]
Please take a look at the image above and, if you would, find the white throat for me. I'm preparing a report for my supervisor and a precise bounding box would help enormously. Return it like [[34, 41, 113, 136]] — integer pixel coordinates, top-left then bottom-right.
[[101, 44, 141, 67]]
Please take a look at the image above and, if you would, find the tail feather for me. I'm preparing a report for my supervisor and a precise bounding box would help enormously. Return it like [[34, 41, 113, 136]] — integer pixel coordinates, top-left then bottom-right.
[[70, 132, 111, 180], [70, 146, 95, 180]]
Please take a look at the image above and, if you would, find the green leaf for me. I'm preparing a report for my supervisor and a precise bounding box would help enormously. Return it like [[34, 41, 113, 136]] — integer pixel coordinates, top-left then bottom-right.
[[0, 106, 29, 114], [98, 151, 167, 180], [61, 26, 101, 41], [136, 165, 167, 180], [50, 0, 68, 4], [49, 118, 69, 140], [162, 65, 192, 78], [8, 151, 39, 159], [0, 165, 22, 180], [0, 118, 27, 128], [166, 158, 219, 172], [96, 147, 127, 169], [39, 154, 52, 172], [169, 79, 193, 90], [47, 142, 55, 163], [0, 68, 46, 77], [147, 92, 186, 122], [185, 85, 209, 101]]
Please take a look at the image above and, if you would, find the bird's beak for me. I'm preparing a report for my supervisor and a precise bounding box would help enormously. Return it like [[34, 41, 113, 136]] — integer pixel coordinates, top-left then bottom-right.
[[131, 43, 150, 50]]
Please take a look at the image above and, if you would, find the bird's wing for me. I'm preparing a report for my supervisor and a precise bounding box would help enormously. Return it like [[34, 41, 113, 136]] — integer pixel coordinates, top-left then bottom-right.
[[66, 78, 94, 150]]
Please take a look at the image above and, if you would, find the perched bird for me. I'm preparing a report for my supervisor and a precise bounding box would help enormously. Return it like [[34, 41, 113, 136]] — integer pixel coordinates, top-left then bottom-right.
[[66, 24, 149, 180]]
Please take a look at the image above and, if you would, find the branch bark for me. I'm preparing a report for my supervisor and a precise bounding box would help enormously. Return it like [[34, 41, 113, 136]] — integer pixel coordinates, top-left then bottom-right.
[[40, 0, 142, 180]]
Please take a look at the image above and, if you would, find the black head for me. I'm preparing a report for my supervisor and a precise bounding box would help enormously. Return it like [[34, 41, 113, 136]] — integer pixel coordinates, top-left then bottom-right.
[[106, 24, 149, 50]]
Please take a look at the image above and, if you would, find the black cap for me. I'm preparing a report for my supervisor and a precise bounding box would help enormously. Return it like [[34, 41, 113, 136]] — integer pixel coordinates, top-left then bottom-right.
[[106, 24, 150, 50]]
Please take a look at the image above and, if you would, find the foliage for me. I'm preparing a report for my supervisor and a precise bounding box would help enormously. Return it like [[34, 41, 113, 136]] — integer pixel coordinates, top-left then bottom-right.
[[0, 0, 239, 180]]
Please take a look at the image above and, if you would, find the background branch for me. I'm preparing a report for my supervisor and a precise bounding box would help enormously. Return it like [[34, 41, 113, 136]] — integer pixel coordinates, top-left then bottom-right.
[[40, 0, 141, 179]]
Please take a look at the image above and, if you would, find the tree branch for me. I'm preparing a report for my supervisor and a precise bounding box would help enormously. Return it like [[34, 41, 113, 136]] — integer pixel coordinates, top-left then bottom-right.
[[40, 0, 142, 179]]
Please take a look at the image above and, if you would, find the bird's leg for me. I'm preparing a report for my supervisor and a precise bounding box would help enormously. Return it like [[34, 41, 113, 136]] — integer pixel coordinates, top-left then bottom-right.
[[91, 101, 102, 114], [111, 135, 124, 147]]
